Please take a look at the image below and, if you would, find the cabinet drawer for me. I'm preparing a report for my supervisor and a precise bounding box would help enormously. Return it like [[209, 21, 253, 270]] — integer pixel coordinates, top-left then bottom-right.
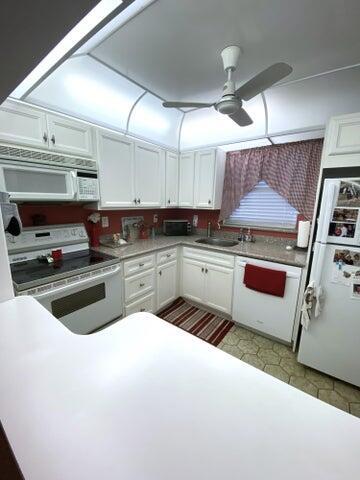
[[182, 246, 234, 268], [123, 254, 155, 277], [125, 293, 155, 316], [124, 269, 155, 303], [157, 247, 177, 265]]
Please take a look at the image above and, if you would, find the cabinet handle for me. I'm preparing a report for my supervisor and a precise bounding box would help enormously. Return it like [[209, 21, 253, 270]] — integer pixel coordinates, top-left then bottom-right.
[[134, 198, 137, 204], [43, 132, 48, 143], [201, 267, 204, 273], [51, 134, 55, 144], [167, 199, 171, 204], [208, 199, 211, 204], [137, 198, 140, 204], [166, 254, 171, 257], [140, 308, 146, 312], [159, 270, 162, 276], [205, 268, 208, 273], [139, 283, 145, 287], [139, 263, 144, 267]]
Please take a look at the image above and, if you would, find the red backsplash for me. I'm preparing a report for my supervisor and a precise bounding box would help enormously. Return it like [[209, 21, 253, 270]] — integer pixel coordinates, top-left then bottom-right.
[[18, 205, 299, 239]]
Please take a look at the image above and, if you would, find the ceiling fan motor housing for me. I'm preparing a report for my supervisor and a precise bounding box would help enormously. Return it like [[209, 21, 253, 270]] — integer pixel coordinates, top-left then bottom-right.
[[215, 96, 240, 115]]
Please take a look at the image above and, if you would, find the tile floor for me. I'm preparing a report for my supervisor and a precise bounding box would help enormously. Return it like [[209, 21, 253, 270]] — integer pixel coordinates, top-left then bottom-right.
[[218, 324, 360, 418]]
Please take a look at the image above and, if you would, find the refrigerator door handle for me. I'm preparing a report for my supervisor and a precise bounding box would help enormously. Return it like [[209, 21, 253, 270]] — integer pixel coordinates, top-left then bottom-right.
[[316, 180, 338, 244]]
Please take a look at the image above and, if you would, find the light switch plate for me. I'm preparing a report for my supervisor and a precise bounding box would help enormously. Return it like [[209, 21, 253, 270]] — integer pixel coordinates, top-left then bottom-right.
[[153, 214, 158, 224], [101, 216, 109, 228], [193, 215, 198, 227]]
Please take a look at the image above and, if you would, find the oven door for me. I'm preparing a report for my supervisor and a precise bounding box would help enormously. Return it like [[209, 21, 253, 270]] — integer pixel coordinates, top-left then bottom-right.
[[0, 163, 77, 201], [31, 265, 123, 334]]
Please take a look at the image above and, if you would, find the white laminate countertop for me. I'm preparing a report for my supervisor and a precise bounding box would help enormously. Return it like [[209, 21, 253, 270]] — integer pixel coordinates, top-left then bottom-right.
[[1, 297, 359, 480], [97, 234, 307, 267]]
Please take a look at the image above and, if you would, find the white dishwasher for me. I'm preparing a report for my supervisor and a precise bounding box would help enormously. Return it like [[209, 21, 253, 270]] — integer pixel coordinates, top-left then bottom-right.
[[232, 256, 302, 342]]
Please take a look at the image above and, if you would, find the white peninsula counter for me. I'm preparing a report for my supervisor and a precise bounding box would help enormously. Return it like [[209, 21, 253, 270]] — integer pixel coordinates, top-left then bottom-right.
[[0, 296, 360, 480]]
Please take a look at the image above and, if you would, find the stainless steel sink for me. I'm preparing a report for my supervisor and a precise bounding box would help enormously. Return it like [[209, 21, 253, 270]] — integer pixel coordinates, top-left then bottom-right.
[[195, 237, 239, 247]]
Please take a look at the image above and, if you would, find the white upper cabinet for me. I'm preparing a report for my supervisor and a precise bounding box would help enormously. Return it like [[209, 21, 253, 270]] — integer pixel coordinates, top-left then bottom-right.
[[134, 142, 165, 208], [97, 130, 136, 209], [179, 148, 226, 209], [165, 151, 179, 207], [322, 112, 360, 169], [178, 152, 195, 207], [194, 149, 216, 208], [0, 101, 48, 149], [0, 100, 94, 158], [326, 113, 360, 156], [46, 114, 93, 157]]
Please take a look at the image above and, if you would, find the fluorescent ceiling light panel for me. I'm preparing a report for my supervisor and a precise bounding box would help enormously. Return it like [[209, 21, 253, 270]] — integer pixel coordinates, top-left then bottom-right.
[[11, 0, 123, 99]]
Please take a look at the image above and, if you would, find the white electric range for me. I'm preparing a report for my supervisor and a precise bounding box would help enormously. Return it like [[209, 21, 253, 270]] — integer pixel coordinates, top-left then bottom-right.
[[6, 223, 122, 334]]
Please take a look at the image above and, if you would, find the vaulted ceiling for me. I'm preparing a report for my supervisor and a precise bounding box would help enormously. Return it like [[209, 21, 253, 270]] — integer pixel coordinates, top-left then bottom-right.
[[17, 0, 360, 150]]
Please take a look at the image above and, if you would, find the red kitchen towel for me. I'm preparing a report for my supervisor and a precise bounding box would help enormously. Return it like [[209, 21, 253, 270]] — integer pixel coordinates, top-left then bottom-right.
[[243, 264, 286, 297]]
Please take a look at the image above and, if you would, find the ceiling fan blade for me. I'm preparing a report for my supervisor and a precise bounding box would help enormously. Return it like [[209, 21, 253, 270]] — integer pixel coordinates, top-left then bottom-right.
[[163, 101, 214, 108], [235, 62, 293, 101], [229, 108, 253, 127]]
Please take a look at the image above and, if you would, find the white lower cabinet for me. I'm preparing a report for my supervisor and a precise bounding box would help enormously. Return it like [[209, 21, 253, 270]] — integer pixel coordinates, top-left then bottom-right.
[[205, 263, 234, 314], [181, 249, 234, 315], [123, 249, 178, 316], [157, 260, 177, 310]]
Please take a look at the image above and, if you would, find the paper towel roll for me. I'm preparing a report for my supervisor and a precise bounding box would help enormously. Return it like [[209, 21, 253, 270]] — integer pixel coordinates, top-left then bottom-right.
[[297, 220, 310, 248]]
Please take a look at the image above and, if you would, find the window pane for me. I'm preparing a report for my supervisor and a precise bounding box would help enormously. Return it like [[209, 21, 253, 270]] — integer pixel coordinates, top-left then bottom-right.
[[227, 181, 298, 229]]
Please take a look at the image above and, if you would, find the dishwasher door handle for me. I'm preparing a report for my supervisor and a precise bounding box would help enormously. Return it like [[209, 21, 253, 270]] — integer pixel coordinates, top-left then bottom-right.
[[237, 261, 300, 279]]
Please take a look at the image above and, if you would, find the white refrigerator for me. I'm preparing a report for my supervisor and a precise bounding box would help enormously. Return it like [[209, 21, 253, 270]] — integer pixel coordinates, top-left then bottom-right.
[[298, 177, 360, 387]]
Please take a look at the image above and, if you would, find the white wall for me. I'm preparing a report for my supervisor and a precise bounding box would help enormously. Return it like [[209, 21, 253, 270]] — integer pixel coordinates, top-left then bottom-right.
[[0, 214, 14, 303]]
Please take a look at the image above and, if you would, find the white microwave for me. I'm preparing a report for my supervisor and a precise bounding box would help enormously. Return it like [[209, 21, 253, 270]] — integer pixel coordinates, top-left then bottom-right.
[[0, 162, 99, 202]]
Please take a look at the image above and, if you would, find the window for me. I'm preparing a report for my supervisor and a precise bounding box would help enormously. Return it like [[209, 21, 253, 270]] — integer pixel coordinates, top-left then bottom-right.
[[226, 181, 298, 229]]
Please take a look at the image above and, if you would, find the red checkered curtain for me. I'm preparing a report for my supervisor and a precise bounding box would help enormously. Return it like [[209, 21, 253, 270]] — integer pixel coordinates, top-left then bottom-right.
[[219, 139, 323, 222]]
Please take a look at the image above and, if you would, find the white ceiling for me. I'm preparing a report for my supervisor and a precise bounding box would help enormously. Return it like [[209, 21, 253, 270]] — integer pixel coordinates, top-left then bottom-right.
[[22, 0, 360, 150], [92, 0, 360, 102]]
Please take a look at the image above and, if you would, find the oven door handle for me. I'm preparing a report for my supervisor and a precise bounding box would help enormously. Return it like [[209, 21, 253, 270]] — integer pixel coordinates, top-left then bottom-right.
[[30, 264, 121, 300]]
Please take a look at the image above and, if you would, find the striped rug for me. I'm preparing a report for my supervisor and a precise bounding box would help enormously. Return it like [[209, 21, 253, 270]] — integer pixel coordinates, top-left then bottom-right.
[[157, 297, 233, 347]]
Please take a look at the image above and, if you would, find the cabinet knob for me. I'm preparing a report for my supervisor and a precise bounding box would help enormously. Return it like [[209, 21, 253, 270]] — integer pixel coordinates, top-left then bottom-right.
[[167, 199, 171, 204], [51, 134, 55, 144], [133, 198, 137, 204], [139, 283, 145, 287], [137, 198, 141, 204], [139, 263, 144, 267], [208, 199, 211, 204], [43, 132, 48, 143], [166, 253, 171, 257], [201, 267, 204, 273], [205, 268, 208, 273], [140, 308, 146, 312], [159, 270, 162, 276]]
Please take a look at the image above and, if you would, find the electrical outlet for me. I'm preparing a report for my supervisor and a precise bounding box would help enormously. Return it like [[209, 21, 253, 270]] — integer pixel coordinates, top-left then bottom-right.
[[101, 216, 109, 228], [153, 214, 158, 224], [193, 215, 198, 227]]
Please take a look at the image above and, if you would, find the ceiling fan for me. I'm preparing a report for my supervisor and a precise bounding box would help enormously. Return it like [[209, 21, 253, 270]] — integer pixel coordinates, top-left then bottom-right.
[[162, 46, 292, 127]]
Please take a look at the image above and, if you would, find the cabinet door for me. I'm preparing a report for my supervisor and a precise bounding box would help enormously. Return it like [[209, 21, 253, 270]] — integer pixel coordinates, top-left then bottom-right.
[[157, 261, 177, 310], [135, 142, 165, 207], [0, 101, 48, 149], [204, 264, 233, 315], [165, 151, 179, 207], [181, 258, 204, 303], [178, 152, 195, 207], [327, 115, 360, 156], [46, 113, 93, 157], [194, 149, 216, 208], [97, 131, 136, 208]]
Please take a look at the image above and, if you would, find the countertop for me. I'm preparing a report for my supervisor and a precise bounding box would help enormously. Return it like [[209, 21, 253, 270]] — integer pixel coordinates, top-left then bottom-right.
[[0, 296, 359, 480], [97, 234, 308, 267]]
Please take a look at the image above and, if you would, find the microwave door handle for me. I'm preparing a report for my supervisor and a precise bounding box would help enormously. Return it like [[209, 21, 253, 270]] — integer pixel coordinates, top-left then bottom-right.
[[70, 171, 77, 199], [30, 264, 121, 301]]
